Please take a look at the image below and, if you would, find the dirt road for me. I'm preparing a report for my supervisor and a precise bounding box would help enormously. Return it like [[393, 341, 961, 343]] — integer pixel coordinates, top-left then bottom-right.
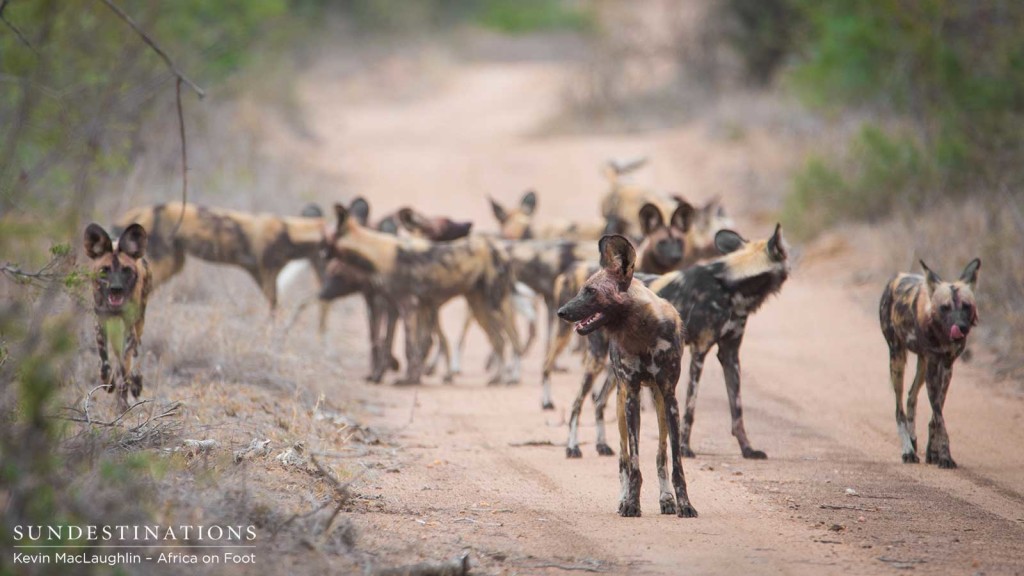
[[269, 35, 1024, 575]]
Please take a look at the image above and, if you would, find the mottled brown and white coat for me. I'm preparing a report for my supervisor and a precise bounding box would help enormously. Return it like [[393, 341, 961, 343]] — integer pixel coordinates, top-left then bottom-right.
[[84, 223, 153, 412], [879, 258, 980, 468], [321, 202, 522, 386], [557, 235, 697, 518], [116, 202, 323, 311]]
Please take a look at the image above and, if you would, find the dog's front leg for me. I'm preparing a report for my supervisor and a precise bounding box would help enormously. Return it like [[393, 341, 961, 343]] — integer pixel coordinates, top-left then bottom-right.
[[618, 379, 642, 517], [396, 297, 424, 385], [364, 292, 389, 383], [125, 325, 143, 400], [95, 322, 112, 391], [566, 371, 597, 458], [592, 373, 615, 456], [718, 336, 766, 459], [924, 356, 957, 468], [662, 380, 698, 517], [905, 355, 927, 458]]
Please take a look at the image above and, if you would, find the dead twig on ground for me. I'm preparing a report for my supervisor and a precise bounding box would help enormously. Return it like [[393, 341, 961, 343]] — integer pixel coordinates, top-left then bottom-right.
[[369, 553, 471, 576], [508, 440, 556, 447], [819, 504, 879, 512], [311, 455, 365, 537], [527, 561, 608, 573]]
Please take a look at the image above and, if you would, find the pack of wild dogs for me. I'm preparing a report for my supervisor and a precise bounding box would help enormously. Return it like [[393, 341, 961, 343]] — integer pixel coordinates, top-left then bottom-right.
[[83, 158, 981, 518]]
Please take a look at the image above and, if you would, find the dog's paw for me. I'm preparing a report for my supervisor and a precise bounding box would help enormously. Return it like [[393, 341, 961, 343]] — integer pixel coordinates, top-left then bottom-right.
[[388, 356, 401, 371], [486, 374, 503, 386], [100, 363, 112, 385], [393, 378, 421, 387], [659, 497, 676, 515], [681, 445, 696, 458], [618, 500, 641, 517], [676, 502, 699, 518], [936, 455, 957, 469], [742, 448, 768, 460], [595, 443, 615, 456], [902, 452, 920, 464], [129, 374, 143, 397], [442, 373, 454, 384], [566, 446, 582, 459], [541, 401, 555, 411]]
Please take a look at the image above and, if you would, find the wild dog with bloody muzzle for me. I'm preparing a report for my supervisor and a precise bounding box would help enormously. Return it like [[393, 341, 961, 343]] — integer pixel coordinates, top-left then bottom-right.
[[116, 202, 324, 312], [84, 223, 152, 412], [879, 258, 980, 468], [557, 235, 697, 518], [321, 202, 522, 385], [561, 224, 790, 460]]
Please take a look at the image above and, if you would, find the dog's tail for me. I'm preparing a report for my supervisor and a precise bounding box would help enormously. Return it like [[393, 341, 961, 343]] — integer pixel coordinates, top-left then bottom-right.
[[603, 156, 649, 184], [277, 259, 315, 302], [512, 281, 537, 323]]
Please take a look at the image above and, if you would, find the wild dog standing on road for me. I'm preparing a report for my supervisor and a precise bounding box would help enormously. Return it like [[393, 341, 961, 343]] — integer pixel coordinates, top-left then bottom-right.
[[649, 224, 790, 459], [539, 199, 692, 412], [116, 203, 323, 312], [558, 235, 697, 518], [84, 223, 152, 412], [321, 203, 522, 385], [879, 258, 980, 468], [562, 224, 790, 459], [636, 200, 695, 274]]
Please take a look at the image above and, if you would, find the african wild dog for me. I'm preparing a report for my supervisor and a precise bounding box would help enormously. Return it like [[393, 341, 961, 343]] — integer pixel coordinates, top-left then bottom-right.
[[538, 199, 693, 412], [880, 258, 980, 468], [490, 189, 604, 241], [116, 202, 324, 312], [84, 223, 153, 412], [636, 200, 695, 274], [558, 235, 697, 518], [321, 203, 522, 385], [378, 207, 473, 241], [561, 224, 790, 459], [683, 196, 734, 265]]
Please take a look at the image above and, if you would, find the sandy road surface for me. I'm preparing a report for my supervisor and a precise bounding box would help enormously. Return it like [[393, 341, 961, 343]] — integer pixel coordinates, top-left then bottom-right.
[[269, 37, 1024, 575]]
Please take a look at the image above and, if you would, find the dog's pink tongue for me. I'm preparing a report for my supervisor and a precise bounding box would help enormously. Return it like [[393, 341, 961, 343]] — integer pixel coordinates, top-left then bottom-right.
[[950, 325, 965, 340]]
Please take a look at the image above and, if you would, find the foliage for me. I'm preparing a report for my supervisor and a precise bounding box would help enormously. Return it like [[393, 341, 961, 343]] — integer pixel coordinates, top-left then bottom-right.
[[337, 0, 592, 34], [0, 0, 310, 239]]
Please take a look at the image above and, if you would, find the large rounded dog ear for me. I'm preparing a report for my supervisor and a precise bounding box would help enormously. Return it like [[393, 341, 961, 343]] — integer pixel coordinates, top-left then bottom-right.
[[714, 229, 746, 254], [520, 190, 537, 216], [638, 203, 665, 237], [300, 203, 323, 218], [117, 223, 148, 259], [489, 196, 508, 223], [84, 223, 113, 259], [920, 260, 942, 294], [959, 258, 981, 290], [348, 197, 370, 226], [767, 223, 788, 262], [598, 234, 636, 291], [670, 198, 696, 232], [332, 203, 351, 235]]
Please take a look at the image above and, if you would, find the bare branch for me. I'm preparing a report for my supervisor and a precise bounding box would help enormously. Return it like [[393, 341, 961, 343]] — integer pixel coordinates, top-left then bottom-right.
[[170, 77, 188, 235], [0, 0, 39, 55], [98, 0, 205, 99]]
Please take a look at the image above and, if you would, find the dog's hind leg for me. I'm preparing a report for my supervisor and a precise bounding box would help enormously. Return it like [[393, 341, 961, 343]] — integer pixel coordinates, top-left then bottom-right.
[[395, 298, 426, 385], [680, 346, 709, 458], [924, 357, 956, 468], [888, 344, 915, 462], [718, 335, 766, 459], [451, 306, 474, 376], [584, 333, 612, 455], [906, 355, 927, 457]]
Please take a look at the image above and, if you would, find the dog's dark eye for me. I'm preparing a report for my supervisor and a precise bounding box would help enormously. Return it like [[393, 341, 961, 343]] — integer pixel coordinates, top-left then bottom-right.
[[584, 286, 596, 296], [940, 303, 952, 312], [100, 267, 111, 278], [962, 302, 972, 312]]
